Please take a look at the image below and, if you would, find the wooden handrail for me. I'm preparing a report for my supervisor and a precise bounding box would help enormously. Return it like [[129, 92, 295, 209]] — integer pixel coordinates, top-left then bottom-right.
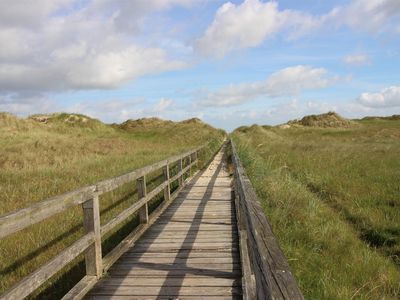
[[0, 145, 203, 300], [230, 139, 304, 300]]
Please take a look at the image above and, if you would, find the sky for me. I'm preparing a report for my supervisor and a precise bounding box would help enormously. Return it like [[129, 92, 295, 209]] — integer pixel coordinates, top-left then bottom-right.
[[0, 0, 400, 131]]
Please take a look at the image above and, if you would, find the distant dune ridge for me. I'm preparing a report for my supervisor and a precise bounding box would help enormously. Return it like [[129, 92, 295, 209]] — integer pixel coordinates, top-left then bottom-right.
[[0, 112, 214, 132], [286, 111, 354, 128]]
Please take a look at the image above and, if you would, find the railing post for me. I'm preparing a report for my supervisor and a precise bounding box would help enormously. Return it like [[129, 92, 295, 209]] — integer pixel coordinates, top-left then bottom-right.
[[137, 176, 148, 224], [82, 194, 102, 278], [178, 158, 183, 187], [189, 154, 192, 177], [163, 164, 171, 202], [195, 150, 199, 170]]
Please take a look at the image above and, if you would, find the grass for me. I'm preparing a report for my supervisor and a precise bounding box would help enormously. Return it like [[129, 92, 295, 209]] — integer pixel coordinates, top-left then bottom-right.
[[0, 112, 225, 298], [231, 117, 400, 299]]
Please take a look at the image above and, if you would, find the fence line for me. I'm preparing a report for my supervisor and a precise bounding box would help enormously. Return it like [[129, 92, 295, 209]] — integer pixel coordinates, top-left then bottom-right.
[[0, 146, 202, 300]]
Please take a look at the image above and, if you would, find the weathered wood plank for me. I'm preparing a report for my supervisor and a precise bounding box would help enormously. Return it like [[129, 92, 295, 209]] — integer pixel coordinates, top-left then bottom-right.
[[109, 269, 242, 277], [1, 233, 94, 300], [88, 296, 241, 300], [92, 277, 240, 287], [62, 275, 97, 300], [118, 257, 238, 264], [0, 185, 95, 239], [89, 286, 242, 296]]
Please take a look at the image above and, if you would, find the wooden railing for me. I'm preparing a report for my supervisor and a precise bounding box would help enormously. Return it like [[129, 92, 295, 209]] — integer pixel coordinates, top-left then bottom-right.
[[0, 146, 203, 300], [230, 140, 304, 300]]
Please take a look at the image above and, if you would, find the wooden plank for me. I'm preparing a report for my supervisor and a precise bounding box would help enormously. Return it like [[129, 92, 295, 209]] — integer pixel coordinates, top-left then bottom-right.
[[109, 269, 242, 277], [88, 296, 241, 300], [140, 232, 237, 238], [1, 233, 94, 300], [122, 251, 240, 259], [62, 275, 97, 300], [92, 277, 240, 287], [118, 257, 238, 264], [110, 262, 241, 270], [82, 196, 102, 278], [89, 286, 242, 296], [0, 185, 95, 239], [127, 245, 238, 253]]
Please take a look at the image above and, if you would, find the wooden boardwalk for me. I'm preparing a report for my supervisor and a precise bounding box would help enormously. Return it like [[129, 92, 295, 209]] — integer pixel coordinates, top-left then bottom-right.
[[86, 148, 242, 299]]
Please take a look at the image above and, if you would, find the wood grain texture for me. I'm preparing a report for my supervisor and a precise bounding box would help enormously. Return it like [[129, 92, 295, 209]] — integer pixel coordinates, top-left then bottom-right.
[[86, 145, 242, 299]]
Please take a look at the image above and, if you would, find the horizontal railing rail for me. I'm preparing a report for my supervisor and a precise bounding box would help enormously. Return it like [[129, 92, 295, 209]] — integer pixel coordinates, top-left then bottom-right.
[[0, 145, 204, 300], [230, 139, 304, 300]]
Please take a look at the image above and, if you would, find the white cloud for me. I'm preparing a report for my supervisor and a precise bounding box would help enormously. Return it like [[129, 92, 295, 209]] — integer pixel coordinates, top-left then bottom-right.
[[197, 65, 333, 107], [358, 86, 400, 107], [0, 0, 72, 28], [89, 0, 200, 33], [343, 54, 371, 66], [195, 0, 400, 58], [194, 0, 319, 58], [329, 0, 400, 33], [0, 0, 190, 96]]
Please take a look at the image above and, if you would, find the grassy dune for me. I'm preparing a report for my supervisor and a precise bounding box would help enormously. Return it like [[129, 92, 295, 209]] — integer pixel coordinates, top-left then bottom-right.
[[0, 112, 225, 298], [232, 116, 400, 299]]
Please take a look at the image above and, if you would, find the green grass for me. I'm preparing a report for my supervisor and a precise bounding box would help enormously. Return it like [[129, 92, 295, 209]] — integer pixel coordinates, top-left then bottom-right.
[[0, 112, 225, 298], [232, 119, 400, 299]]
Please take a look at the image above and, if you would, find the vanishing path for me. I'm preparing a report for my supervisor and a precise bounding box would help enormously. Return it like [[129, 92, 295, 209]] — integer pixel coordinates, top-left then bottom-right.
[[86, 147, 242, 299]]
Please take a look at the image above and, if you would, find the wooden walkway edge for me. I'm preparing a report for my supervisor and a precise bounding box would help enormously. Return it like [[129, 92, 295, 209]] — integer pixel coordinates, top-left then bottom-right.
[[85, 146, 242, 299]]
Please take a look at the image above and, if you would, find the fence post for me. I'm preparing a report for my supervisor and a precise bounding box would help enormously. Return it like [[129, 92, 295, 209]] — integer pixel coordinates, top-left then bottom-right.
[[178, 158, 183, 187], [189, 154, 192, 177], [82, 194, 102, 278], [137, 176, 148, 224], [195, 150, 199, 170], [163, 164, 171, 202]]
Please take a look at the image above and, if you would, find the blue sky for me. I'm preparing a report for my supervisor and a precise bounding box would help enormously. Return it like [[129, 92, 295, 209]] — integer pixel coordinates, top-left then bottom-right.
[[0, 0, 399, 131]]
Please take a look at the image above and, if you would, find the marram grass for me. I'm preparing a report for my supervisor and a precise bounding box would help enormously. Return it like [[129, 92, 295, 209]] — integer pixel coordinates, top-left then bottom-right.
[[232, 118, 400, 299]]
